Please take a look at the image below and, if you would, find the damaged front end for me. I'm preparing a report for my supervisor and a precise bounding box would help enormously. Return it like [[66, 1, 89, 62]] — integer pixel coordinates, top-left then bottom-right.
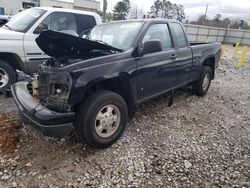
[[11, 78, 75, 137], [30, 30, 122, 113], [11, 59, 75, 137], [11, 30, 123, 137], [33, 60, 73, 113]]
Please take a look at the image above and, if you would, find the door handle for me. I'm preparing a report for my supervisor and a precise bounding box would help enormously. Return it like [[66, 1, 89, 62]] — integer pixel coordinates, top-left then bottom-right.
[[135, 56, 141, 61], [169, 53, 177, 59]]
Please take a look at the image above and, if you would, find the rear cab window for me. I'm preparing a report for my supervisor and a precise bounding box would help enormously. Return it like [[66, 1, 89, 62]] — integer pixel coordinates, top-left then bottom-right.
[[171, 22, 188, 48]]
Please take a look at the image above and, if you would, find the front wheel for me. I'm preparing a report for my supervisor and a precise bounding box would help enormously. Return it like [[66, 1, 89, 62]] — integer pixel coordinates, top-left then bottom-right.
[[192, 66, 212, 96], [0, 60, 17, 91], [75, 90, 128, 149]]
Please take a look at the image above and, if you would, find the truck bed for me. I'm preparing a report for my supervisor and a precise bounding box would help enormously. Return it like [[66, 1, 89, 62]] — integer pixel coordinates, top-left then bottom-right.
[[190, 42, 216, 46], [190, 42, 221, 70]]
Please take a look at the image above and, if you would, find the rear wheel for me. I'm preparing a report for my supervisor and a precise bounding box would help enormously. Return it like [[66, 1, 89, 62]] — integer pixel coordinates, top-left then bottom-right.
[[192, 66, 212, 96], [0, 60, 17, 91], [75, 90, 128, 149]]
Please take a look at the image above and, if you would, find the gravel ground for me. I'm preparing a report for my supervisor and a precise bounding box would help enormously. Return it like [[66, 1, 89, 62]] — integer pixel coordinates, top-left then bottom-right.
[[0, 45, 249, 188]]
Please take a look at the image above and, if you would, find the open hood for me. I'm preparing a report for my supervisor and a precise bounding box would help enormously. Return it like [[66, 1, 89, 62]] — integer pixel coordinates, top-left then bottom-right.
[[36, 30, 122, 58]]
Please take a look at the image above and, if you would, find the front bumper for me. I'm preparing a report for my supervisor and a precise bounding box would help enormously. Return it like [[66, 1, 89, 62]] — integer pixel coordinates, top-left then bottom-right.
[[11, 82, 75, 137]]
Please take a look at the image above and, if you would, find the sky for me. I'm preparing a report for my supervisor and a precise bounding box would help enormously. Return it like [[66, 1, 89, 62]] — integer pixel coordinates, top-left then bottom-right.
[[97, 0, 250, 21]]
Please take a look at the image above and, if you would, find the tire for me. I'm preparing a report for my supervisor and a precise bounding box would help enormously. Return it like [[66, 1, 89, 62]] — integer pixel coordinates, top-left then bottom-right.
[[0, 60, 17, 91], [192, 66, 212, 96], [75, 90, 128, 149]]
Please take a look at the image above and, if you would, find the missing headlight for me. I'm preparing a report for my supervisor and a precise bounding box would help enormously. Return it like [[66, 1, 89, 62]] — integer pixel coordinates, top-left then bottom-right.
[[36, 69, 73, 112], [50, 83, 70, 100]]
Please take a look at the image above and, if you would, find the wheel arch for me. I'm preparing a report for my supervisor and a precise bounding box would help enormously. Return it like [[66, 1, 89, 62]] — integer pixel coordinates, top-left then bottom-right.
[[202, 56, 215, 79], [72, 74, 135, 114], [0, 52, 25, 71]]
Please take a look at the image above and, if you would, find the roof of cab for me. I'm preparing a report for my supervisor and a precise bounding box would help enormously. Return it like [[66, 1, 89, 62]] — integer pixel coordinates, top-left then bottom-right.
[[33, 7, 102, 24], [36, 7, 97, 15], [129, 18, 172, 23], [98, 18, 178, 27]]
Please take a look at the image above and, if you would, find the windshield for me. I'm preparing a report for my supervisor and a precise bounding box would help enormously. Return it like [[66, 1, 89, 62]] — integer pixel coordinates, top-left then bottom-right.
[[87, 21, 143, 50], [4, 9, 46, 33]]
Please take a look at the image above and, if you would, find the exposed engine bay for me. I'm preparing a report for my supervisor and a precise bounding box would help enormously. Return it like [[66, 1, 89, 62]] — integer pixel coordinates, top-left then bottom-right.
[[28, 30, 124, 113], [30, 61, 73, 113], [28, 30, 123, 113], [31, 54, 113, 113]]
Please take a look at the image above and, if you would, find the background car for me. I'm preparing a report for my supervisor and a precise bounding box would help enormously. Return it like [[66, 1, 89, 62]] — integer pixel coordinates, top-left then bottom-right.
[[0, 7, 101, 91]]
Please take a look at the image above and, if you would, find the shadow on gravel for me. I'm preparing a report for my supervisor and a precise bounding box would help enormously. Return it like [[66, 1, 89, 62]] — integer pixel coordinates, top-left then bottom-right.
[[2, 87, 193, 153], [134, 87, 192, 120], [0, 80, 193, 160]]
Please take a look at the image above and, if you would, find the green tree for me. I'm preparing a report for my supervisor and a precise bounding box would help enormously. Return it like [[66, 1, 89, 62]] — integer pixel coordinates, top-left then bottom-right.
[[221, 18, 231, 27], [113, 0, 131, 20], [174, 4, 185, 22], [214, 14, 222, 22], [194, 15, 209, 25], [150, 0, 185, 21], [150, 0, 163, 17], [163, 0, 172, 18], [212, 14, 222, 26]]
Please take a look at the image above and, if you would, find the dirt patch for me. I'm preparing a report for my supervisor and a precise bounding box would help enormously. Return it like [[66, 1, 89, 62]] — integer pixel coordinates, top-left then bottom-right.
[[0, 113, 22, 155]]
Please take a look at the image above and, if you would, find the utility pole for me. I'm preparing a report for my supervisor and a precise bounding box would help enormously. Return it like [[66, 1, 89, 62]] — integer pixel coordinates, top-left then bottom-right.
[[103, 0, 107, 22], [203, 4, 208, 25]]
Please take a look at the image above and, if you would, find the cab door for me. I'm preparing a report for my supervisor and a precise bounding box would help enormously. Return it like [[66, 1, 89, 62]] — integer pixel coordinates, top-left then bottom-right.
[[136, 23, 177, 102], [170, 22, 193, 86]]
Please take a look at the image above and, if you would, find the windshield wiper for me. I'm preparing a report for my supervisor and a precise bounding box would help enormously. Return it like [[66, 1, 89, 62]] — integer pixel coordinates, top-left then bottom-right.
[[3, 24, 12, 30], [91, 39, 110, 46]]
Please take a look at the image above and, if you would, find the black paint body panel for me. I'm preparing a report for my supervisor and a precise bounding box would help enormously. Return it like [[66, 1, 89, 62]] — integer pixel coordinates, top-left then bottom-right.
[[11, 19, 221, 136]]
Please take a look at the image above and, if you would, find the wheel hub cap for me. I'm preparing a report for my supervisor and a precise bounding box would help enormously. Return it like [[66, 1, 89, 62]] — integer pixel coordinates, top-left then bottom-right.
[[0, 68, 9, 89], [202, 73, 210, 91], [95, 105, 121, 138]]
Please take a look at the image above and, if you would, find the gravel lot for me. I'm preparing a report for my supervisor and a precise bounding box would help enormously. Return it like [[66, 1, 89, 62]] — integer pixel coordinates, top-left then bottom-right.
[[0, 45, 249, 187]]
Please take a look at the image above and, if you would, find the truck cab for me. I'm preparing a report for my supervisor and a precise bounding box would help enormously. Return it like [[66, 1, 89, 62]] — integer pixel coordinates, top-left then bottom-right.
[[0, 7, 101, 91]]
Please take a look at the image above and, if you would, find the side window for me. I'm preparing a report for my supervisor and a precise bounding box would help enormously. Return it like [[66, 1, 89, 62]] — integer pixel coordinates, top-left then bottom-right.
[[76, 14, 96, 35], [143, 24, 172, 50], [37, 12, 77, 35], [172, 23, 188, 48]]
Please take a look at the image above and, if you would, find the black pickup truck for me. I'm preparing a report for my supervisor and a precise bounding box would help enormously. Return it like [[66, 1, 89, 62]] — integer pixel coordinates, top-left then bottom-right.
[[11, 19, 221, 148]]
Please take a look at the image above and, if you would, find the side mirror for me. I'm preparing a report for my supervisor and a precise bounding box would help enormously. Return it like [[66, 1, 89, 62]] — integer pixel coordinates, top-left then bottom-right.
[[142, 40, 162, 55], [34, 23, 48, 34]]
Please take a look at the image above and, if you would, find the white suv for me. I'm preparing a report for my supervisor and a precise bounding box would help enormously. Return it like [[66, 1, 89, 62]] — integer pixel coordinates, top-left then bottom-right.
[[0, 7, 101, 91]]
